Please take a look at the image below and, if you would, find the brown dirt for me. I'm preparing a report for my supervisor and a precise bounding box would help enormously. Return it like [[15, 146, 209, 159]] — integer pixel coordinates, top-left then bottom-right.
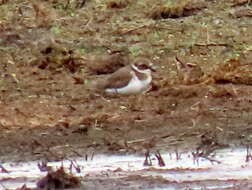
[[1, 0, 252, 188]]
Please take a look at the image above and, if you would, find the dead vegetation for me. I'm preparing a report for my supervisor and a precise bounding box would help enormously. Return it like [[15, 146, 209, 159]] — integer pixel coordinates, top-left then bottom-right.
[[150, 0, 207, 19], [106, 0, 130, 9], [210, 55, 252, 85], [0, 0, 9, 5], [231, 7, 252, 17], [13, 166, 81, 190], [231, 0, 252, 7], [36, 166, 80, 189]]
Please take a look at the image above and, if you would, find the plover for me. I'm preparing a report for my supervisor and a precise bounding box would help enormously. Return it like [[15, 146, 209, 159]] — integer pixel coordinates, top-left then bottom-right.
[[95, 58, 154, 95]]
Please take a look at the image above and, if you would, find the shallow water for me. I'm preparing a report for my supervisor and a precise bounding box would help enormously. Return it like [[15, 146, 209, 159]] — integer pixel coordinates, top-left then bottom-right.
[[1, 148, 252, 189]]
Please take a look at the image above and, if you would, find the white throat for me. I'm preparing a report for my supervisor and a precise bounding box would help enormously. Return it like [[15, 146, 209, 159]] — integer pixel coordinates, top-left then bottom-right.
[[131, 64, 151, 75]]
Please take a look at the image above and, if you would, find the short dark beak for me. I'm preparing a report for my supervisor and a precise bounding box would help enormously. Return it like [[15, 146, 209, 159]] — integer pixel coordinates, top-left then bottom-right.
[[150, 66, 156, 72]]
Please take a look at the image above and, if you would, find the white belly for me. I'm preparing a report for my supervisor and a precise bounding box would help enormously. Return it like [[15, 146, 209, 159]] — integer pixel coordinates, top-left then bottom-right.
[[105, 75, 151, 95]]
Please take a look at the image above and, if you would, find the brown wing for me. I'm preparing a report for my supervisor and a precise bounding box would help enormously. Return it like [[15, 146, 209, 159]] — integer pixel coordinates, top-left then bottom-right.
[[104, 65, 133, 89]]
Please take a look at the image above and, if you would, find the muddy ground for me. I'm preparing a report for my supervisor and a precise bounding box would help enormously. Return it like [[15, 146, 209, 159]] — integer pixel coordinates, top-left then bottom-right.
[[1, 0, 252, 189]]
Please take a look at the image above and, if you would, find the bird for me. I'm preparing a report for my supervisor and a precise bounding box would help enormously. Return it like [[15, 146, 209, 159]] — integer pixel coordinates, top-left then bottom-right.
[[94, 58, 154, 95]]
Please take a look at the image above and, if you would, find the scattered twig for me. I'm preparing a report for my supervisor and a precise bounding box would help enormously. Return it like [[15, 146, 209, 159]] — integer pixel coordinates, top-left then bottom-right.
[[231, 0, 252, 7], [15, 184, 30, 190], [76, 0, 87, 8], [85, 154, 88, 161], [192, 132, 222, 164], [83, 151, 95, 161], [175, 55, 187, 70], [192, 151, 200, 166], [71, 149, 82, 157], [155, 150, 165, 167], [199, 154, 221, 164], [161, 134, 171, 139], [37, 160, 49, 172], [91, 151, 95, 161], [127, 138, 146, 144], [194, 43, 229, 47], [119, 25, 150, 35], [64, 0, 70, 9], [175, 149, 182, 161], [192, 150, 221, 165], [245, 145, 252, 162], [0, 164, 9, 173], [143, 150, 152, 166], [69, 160, 81, 173]]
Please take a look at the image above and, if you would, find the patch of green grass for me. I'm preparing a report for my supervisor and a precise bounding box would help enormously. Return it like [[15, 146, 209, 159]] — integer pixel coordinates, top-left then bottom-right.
[[129, 45, 141, 56], [50, 25, 61, 34]]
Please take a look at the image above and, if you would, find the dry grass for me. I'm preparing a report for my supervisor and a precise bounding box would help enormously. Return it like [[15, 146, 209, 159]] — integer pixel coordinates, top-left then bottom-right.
[[150, 0, 206, 19], [231, 0, 252, 6], [231, 7, 252, 17], [106, 0, 130, 9]]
